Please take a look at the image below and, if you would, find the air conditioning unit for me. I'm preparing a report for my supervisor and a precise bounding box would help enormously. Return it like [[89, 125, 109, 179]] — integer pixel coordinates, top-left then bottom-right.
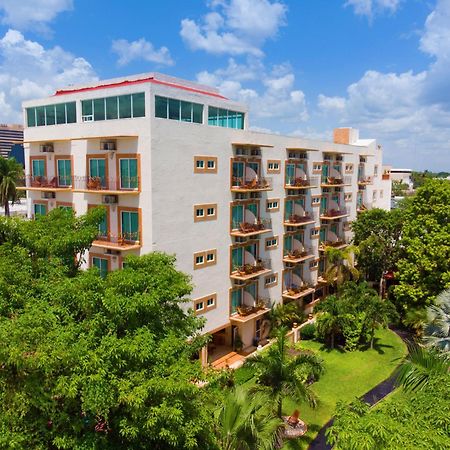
[[40, 143, 54, 153], [235, 147, 247, 156], [102, 195, 118, 204], [336, 156, 343, 161], [105, 249, 120, 255], [42, 191, 56, 199], [250, 148, 261, 156], [82, 115, 93, 122], [101, 140, 117, 151]]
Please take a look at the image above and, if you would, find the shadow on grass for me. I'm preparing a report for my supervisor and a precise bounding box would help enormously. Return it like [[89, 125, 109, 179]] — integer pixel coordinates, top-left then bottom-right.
[[360, 337, 394, 355], [317, 343, 345, 354]]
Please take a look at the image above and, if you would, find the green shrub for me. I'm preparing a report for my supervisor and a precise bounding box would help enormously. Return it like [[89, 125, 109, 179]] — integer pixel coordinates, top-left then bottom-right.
[[234, 364, 255, 385], [300, 323, 316, 340]]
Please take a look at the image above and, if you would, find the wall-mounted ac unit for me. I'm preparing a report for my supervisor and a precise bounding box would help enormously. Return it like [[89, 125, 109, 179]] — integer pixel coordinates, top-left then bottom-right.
[[105, 249, 120, 255], [102, 195, 118, 204], [101, 140, 117, 151], [82, 115, 93, 122], [250, 149, 261, 156], [40, 143, 54, 153], [42, 191, 56, 199], [336, 156, 343, 161]]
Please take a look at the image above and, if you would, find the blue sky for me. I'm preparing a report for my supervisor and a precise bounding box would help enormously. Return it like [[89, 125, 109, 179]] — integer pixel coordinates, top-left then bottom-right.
[[0, 0, 449, 170]]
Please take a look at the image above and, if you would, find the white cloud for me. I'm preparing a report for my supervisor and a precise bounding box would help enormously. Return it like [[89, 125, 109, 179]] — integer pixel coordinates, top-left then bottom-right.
[[111, 38, 174, 67], [180, 0, 287, 56], [317, 94, 347, 112], [0, 0, 72, 32], [345, 0, 401, 19], [0, 29, 97, 122]]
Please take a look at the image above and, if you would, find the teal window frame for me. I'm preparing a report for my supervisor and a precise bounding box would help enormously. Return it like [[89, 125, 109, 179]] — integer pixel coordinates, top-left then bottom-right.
[[26, 102, 76, 127], [34, 203, 46, 217], [31, 159, 45, 177], [89, 158, 107, 188], [121, 210, 139, 242], [92, 256, 108, 278], [119, 158, 138, 190], [57, 159, 72, 186], [155, 95, 203, 124]]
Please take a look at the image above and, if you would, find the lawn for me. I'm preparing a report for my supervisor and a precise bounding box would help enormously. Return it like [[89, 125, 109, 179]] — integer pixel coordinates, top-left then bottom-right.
[[235, 327, 407, 449]]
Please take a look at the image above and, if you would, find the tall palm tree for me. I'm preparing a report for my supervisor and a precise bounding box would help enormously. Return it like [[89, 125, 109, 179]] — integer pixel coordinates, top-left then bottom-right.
[[246, 327, 323, 418], [0, 158, 23, 217], [315, 294, 342, 349], [215, 387, 283, 450], [324, 245, 359, 287], [423, 289, 450, 352], [396, 343, 450, 392]]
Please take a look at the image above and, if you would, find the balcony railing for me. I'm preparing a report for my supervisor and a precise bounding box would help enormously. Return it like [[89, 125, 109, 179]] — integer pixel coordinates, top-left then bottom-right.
[[283, 247, 315, 262], [17, 176, 72, 190], [357, 202, 372, 212], [319, 238, 349, 251], [358, 176, 373, 185], [93, 232, 141, 250], [231, 218, 272, 236], [320, 207, 350, 219], [72, 176, 139, 192], [231, 259, 272, 280], [285, 176, 319, 189], [284, 213, 315, 226], [321, 176, 352, 186], [282, 283, 315, 299], [233, 297, 271, 318], [231, 177, 272, 191]]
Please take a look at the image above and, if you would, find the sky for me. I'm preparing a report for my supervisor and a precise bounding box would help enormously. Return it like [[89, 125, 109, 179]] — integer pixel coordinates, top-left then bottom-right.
[[0, 0, 448, 171]]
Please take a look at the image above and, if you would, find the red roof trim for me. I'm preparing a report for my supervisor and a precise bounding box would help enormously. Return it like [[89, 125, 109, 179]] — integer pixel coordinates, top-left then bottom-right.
[[54, 77, 228, 100]]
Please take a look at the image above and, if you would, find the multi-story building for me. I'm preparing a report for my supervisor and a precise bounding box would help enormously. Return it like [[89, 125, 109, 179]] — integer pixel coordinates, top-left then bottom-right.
[[0, 124, 24, 163], [20, 72, 390, 366]]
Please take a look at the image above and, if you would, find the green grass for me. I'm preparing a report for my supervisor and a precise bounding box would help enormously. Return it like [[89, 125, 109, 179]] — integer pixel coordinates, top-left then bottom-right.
[[282, 328, 407, 449]]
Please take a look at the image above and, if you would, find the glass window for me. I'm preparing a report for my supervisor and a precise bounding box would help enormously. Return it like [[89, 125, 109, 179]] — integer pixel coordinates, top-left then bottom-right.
[[119, 95, 132, 119], [196, 160, 204, 169], [26, 108, 36, 127], [207, 297, 214, 307], [34, 203, 46, 217], [168, 98, 180, 120], [57, 159, 72, 186], [36, 106, 46, 126], [82, 100, 93, 117], [195, 255, 204, 265], [208, 106, 218, 125], [193, 103, 203, 123], [89, 158, 106, 187], [66, 102, 76, 123], [180, 100, 192, 122], [155, 96, 168, 118], [196, 208, 204, 217], [45, 105, 55, 125], [121, 210, 139, 241], [98, 209, 108, 237], [92, 257, 108, 278], [105, 96, 118, 120], [207, 160, 215, 169], [31, 159, 45, 177], [195, 302, 204, 311], [93, 98, 105, 121], [55, 103, 66, 124], [119, 158, 138, 189], [132, 92, 145, 117], [218, 109, 228, 127]]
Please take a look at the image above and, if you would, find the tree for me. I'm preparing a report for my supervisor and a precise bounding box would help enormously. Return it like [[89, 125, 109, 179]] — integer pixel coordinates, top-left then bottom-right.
[[269, 301, 305, 331], [423, 289, 450, 352], [324, 245, 359, 287], [392, 179, 409, 196], [315, 295, 342, 349], [0, 157, 23, 216], [215, 387, 283, 450], [0, 216, 216, 450], [394, 179, 450, 312], [246, 327, 323, 418]]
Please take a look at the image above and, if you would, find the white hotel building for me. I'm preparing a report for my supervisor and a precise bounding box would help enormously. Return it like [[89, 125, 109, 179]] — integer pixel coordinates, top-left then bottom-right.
[[21, 73, 391, 366]]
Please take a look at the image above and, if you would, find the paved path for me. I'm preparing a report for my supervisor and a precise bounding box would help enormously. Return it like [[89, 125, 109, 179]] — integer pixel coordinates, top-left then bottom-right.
[[308, 328, 411, 450]]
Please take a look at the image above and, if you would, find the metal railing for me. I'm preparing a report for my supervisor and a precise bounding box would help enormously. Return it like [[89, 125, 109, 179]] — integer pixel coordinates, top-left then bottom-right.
[[284, 213, 314, 224], [18, 175, 71, 189], [320, 206, 350, 217], [73, 176, 139, 191], [232, 258, 271, 276], [284, 246, 314, 259], [231, 176, 272, 190], [285, 176, 319, 187], [94, 232, 140, 245], [358, 175, 373, 184], [231, 218, 272, 233], [321, 175, 352, 185]]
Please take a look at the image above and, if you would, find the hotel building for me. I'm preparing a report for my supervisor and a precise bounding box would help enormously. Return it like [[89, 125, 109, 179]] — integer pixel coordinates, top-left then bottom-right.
[[21, 73, 391, 365]]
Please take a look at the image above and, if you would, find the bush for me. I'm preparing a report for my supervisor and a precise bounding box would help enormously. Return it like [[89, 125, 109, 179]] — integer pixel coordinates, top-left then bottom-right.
[[234, 364, 255, 385], [300, 323, 316, 340]]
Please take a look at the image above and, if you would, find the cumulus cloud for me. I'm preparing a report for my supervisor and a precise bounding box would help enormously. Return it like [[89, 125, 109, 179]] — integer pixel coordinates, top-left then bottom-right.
[[180, 0, 287, 56], [0, 0, 72, 32], [345, 0, 401, 19], [0, 29, 97, 122], [111, 38, 174, 67]]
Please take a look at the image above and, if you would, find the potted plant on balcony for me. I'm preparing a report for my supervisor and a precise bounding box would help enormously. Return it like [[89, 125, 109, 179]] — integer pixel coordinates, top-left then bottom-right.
[[234, 333, 243, 352]]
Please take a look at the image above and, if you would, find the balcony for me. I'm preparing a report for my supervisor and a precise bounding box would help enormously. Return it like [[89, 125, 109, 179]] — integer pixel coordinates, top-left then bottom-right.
[[282, 283, 315, 300], [319, 238, 349, 252], [358, 176, 373, 186], [231, 218, 271, 237], [72, 176, 140, 195], [230, 259, 272, 281], [285, 176, 319, 190], [320, 207, 350, 220], [284, 213, 315, 227], [357, 202, 372, 213], [231, 176, 272, 192], [283, 247, 316, 264], [17, 176, 72, 192], [321, 176, 352, 187], [91, 232, 141, 251], [230, 298, 271, 323]]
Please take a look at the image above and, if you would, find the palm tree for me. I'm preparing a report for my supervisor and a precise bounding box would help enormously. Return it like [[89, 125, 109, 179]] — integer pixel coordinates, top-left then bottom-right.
[[324, 245, 359, 287], [0, 158, 23, 217], [315, 294, 342, 349], [215, 386, 283, 450], [246, 327, 323, 418], [423, 289, 450, 352], [269, 301, 305, 332], [396, 343, 450, 392]]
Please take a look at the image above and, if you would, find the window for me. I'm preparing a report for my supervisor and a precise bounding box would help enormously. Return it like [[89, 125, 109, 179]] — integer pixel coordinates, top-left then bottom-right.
[[194, 203, 217, 222], [193, 293, 217, 314], [310, 260, 319, 270], [345, 164, 353, 173], [92, 256, 108, 278], [98, 208, 108, 237], [208, 106, 244, 129], [267, 160, 281, 173], [373, 191, 377, 200], [119, 158, 138, 190], [193, 249, 217, 269], [34, 203, 47, 217], [312, 163, 322, 173], [155, 95, 203, 124], [311, 228, 320, 238], [266, 199, 280, 212], [265, 236, 278, 250], [26, 102, 76, 127], [264, 273, 278, 288], [88, 157, 107, 188], [120, 209, 140, 241], [31, 158, 45, 177], [311, 196, 321, 207], [344, 193, 352, 202], [56, 158, 72, 186], [374, 165, 379, 176], [194, 156, 217, 173], [81, 93, 145, 122], [380, 190, 384, 198]]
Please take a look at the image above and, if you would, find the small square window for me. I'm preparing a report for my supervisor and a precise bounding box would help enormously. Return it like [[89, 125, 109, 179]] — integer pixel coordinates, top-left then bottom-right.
[[196, 208, 204, 217], [196, 160, 205, 169], [195, 302, 204, 311], [207, 160, 215, 169], [207, 297, 215, 307], [206, 253, 215, 262], [207, 207, 215, 216], [196, 255, 204, 265]]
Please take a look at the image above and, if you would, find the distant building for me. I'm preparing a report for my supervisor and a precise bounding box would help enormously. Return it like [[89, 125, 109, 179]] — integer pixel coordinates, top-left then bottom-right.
[[391, 168, 413, 190], [0, 124, 24, 165]]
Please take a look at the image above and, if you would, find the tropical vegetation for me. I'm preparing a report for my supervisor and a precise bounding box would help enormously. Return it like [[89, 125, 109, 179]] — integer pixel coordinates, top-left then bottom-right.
[[0, 157, 23, 216]]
